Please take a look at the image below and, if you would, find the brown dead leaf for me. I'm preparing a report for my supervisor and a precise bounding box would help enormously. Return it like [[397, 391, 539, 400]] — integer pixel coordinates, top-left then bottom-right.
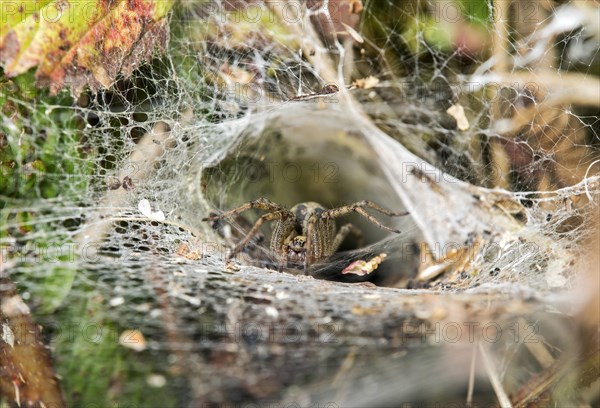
[[0, 276, 64, 407], [342, 253, 387, 276], [417, 238, 483, 282], [308, 0, 363, 45]]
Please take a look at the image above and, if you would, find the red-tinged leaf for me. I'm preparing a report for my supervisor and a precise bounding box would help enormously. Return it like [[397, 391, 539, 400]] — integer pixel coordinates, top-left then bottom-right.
[[0, 0, 174, 95], [0, 276, 65, 406]]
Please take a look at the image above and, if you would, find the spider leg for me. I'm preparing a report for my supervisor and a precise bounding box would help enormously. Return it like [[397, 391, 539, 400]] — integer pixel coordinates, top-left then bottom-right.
[[321, 201, 408, 234], [332, 223, 363, 253], [202, 197, 289, 221], [228, 211, 287, 260], [271, 218, 295, 272], [360, 201, 409, 217], [304, 217, 316, 273], [354, 207, 400, 233], [322, 200, 409, 218]]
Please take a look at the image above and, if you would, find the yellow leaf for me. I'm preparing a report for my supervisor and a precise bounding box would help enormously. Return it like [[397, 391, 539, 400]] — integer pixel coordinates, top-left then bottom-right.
[[0, 0, 174, 95]]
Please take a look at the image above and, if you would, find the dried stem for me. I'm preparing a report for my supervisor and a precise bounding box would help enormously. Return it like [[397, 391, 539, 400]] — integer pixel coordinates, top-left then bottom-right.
[[479, 343, 513, 408]]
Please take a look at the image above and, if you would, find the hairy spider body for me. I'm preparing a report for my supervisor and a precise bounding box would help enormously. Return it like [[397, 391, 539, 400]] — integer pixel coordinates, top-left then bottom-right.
[[202, 198, 408, 273], [281, 202, 336, 268]]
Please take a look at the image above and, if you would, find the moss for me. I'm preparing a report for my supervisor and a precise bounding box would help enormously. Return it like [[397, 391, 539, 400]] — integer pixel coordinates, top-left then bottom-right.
[[52, 291, 180, 406], [0, 69, 179, 405]]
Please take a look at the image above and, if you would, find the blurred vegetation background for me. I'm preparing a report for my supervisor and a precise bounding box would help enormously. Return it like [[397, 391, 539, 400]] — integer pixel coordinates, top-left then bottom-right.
[[1, 0, 599, 406]]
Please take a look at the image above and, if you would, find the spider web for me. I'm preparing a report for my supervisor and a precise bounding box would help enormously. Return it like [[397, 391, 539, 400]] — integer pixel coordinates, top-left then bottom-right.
[[1, 0, 599, 406]]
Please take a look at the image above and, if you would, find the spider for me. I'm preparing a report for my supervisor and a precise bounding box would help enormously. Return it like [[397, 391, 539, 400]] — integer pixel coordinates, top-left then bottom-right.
[[202, 198, 408, 273]]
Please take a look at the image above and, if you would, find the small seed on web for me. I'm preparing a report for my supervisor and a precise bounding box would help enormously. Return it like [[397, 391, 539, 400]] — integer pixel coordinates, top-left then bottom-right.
[[353, 76, 380, 89], [226, 260, 240, 272], [106, 177, 122, 190], [446, 104, 470, 131], [341, 22, 364, 43], [119, 329, 146, 352], [176, 243, 202, 260], [122, 176, 134, 190]]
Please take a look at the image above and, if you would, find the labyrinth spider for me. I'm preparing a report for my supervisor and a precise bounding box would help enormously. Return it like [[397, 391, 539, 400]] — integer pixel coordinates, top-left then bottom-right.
[[202, 198, 408, 273]]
